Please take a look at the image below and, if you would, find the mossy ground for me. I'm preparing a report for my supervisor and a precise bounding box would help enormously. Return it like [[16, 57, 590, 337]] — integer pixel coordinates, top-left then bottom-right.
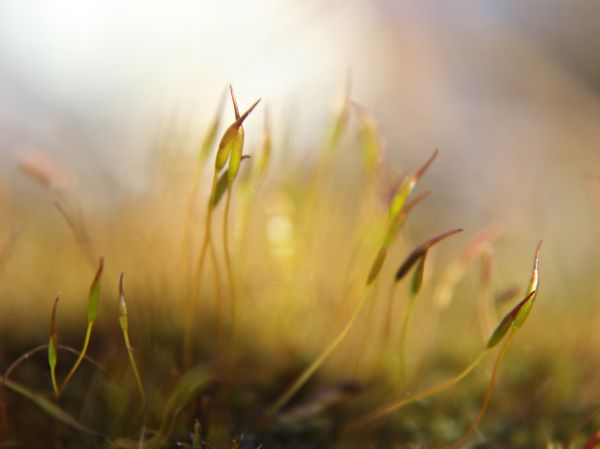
[[0, 93, 599, 448]]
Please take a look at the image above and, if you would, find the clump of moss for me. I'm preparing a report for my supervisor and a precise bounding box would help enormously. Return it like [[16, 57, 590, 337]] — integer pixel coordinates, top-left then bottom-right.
[[0, 85, 596, 449]]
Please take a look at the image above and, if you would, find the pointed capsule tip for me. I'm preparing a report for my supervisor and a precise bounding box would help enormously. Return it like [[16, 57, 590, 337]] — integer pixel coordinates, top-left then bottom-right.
[[229, 85, 240, 121], [236, 98, 261, 126], [414, 148, 439, 180], [119, 272, 124, 297], [402, 191, 431, 215], [92, 257, 104, 285]]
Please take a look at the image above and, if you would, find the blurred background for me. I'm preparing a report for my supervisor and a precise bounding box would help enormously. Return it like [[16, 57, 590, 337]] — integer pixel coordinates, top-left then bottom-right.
[[2, 0, 600, 252], [0, 0, 599, 344], [1, 1, 600, 445]]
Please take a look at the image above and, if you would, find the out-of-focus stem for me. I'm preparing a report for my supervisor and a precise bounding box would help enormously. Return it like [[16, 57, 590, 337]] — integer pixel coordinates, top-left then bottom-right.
[[344, 348, 490, 433], [398, 295, 416, 383], [266, 286, 369, 417], [59, 321, 93, 397], [449, 331, 516, 449], [223, 186, 236, 326], [383, 282, 398, 344], [184, 170, 219, 365]]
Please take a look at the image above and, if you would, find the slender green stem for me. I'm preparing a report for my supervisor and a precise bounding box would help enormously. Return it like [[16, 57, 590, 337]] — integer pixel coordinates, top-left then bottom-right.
[[196, 171, 218, 284], [208, 234, 223, 342], [59, 320, 93, 396], [449, 331, 516, 448], [352, 281, 380, 376], [383, 282, 398, 344], [122, 330, 146, 405], [266, 287, 369, 417], [3, 344, 104, 383], [49, 354, 58, 397], [183, 170, 219, 365], [398, 295, 416, 382], [344, 348, 490, 433], [223, 186, 236, 325]]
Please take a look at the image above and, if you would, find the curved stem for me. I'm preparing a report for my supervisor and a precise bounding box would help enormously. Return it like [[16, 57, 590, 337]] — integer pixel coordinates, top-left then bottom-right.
[[183, 170, 219, 365], [266, 287, 369, 417], [53, 198, 96, 270], [449, 331, 516, 449], [344, 348, 490, 433], [49, 358, 58, 397], [3, 344, 105, 385], [122, 331, 146, 406], [59, 321, 94, 396]]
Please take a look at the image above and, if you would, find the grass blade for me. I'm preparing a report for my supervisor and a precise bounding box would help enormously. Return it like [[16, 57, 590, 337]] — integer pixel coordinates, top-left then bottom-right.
[[0, 375, 100, 436], [48, 294, 60, 397], [60, 257, 104, 395]]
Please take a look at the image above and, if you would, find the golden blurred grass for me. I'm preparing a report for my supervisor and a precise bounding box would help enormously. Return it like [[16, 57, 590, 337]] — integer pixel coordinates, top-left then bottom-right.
[[0, 91, 599, 448]]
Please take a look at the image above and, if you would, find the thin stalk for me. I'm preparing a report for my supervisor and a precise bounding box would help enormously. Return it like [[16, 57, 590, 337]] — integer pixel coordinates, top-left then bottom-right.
[[122, 330, 146, 405], [266, 287, 369, 417], [48, 294, 59, 397], [196, 170, 219, 283], [49, 358, 59, 398], [209, 235, 223, 343], [59, 321, 93, 396], [449, 331, 516, 449], [343, 348, 490, 433], [398, 295, 417, 382], [118, 274, 146, 405], [222, 186, 236, 325], [352, 280, 380, 376], [50, 366, 58, 397], [53, 199, 96, 269], [3, 344, 105, 383], [383, 282, 398, 344], [184, 170, 219, 364]]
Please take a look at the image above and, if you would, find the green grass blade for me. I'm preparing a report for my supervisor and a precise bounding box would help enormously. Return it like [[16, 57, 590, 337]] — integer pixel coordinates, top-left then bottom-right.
[[60, 257, 104, 395], [48, 294, 60, 397], [159, 366, 212, 435], [87, 257, 104, 323], [1, 375, 100, 436]]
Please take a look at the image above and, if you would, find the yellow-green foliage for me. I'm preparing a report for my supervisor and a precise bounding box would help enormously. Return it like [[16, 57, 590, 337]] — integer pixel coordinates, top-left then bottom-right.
[[0, 88, 597, 449]]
